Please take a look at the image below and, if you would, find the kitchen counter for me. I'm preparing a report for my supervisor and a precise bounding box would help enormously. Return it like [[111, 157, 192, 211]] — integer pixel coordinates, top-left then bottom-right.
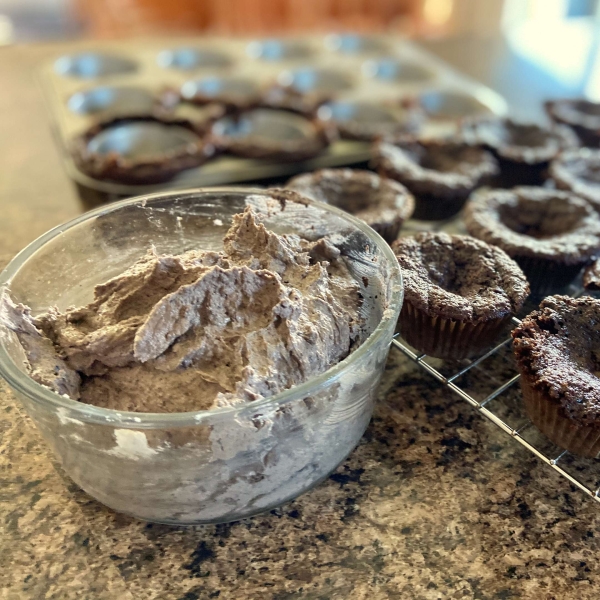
[[1, 39, 600, 600]]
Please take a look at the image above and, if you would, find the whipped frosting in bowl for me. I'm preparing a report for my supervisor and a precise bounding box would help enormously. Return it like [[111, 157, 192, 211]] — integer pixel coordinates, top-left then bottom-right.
[[0, 187, 402, 524]]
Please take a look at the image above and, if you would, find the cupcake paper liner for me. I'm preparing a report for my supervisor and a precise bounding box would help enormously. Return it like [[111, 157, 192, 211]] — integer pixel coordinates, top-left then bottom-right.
[[495, 158, 548, 188], [369, 220, 403, 244], [411, 193, 468, 221], [519, 374, 600, 458], [513, 255, 585, 297], [398, 300, 512, 360]]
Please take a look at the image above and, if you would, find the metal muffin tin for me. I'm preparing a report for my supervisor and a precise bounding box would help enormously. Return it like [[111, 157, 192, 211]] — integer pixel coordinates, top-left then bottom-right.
[[41, 34, 508, 200]]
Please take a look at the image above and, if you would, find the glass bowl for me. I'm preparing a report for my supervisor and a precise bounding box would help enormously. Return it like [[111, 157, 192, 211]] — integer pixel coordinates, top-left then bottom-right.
[[0, 188, 403, 524]]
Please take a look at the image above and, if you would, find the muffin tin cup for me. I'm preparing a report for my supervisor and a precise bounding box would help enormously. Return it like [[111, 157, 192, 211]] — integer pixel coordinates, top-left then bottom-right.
[[42, 37, 507, 196], [54, 53, 138, 78], [398, 301, 513, 360], [519, 375, 600, 458], [512, 255, 587, 297]]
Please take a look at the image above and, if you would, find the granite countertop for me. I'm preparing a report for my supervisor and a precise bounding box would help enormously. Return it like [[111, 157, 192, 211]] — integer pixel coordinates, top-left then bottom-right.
[[2, 40, 600, 600]]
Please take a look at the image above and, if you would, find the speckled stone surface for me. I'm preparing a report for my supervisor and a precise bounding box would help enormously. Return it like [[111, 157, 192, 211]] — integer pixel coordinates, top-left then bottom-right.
[[2, 41, 600, 600]]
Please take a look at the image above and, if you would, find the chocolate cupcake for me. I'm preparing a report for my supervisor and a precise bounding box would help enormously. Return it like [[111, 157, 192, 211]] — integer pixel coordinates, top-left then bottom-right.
[[513, 295, 600, 458], [550, 148, 600, 212], [583, 258, 600, 290], [72, 116, 215, 184], [372, 138, 499, 221], [392, 232, 529, 359], [179, 76, 264, 112], [209, 108, 333, 161], [261, 86, 324, 116], [464, 187, 600, 295], [316, 100, 423, 142], [460, 116, 577, 186], [545, 99, 600, 147], [286, 169, 415, 242]]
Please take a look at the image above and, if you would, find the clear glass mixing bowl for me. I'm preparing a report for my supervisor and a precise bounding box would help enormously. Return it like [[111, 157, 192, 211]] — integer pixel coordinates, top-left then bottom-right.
[[0, 188, 403, 524]]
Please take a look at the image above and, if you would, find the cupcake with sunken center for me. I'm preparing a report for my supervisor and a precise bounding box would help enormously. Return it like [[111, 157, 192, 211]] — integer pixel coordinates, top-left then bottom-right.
[[285, 169, 415, 242], [208, 107, 334, 161], [464, 186, 600, 295], [550, 148, 600, 211], [512, 295, 600, 458], [545, 99, 600, 147], [317, 100, 424, 142], [72, 116, 217, 185], [460, 116, 577, 186], [372, 138, 499, 221], [392, 232, 529, 359]]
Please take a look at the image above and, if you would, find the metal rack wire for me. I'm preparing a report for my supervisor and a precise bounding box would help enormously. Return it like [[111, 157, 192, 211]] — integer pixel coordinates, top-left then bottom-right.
[[391, 317, 600, 504]]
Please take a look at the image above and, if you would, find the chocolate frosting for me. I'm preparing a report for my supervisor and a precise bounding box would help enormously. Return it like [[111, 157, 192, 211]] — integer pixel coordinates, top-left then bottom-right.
[[286, 169, 414, 235], [512, 295, 600, 426], [2, 208, 364, 413], [460, 116, 577, 165], [372, 138, 498, 199], [550, 148, 600, 210], [464, 186, 600, 264], [392, 232, 529, 322]]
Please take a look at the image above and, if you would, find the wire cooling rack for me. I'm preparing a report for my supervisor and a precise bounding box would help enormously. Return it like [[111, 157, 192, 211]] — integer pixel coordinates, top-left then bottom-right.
[[391, 320, 600, 504]]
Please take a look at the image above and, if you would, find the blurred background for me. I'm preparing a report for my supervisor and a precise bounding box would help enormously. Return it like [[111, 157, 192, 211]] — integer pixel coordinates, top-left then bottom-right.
[[2, 0, 600, 105]]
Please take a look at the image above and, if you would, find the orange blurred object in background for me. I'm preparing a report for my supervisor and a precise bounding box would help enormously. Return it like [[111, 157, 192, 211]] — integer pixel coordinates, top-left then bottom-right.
[[75, 0, 424, 37]]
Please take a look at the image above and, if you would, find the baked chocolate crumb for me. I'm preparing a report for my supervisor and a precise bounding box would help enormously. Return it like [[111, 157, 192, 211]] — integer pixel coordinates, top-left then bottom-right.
[[512, 295, 600, 425], [392, 232, 529, 322]]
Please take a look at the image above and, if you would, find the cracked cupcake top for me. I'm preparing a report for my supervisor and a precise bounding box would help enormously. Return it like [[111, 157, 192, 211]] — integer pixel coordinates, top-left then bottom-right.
[[513, 295, 600, 425], [392, 232, 529, 322]]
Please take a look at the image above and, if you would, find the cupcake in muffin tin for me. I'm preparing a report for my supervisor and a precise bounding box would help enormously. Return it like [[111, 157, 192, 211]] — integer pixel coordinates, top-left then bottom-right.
[[72, 116, 217, 184], [464, 186, 600, 295], [392, 232, 529, 359]]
